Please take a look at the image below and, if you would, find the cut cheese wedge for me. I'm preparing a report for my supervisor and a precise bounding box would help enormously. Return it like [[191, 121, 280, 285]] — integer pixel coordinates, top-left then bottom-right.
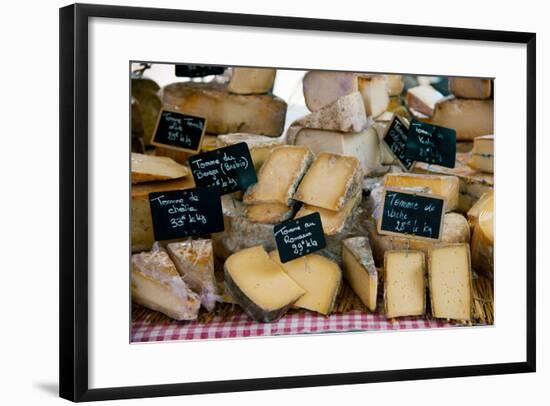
[[448, 77, 492, 99], [245, 203, 294, 224], [227, 67, 276, 95], [216, 133, 284, 171], [269, 251, 342, 315], [224, 246, 305, 322], [428, 244, 472, 321], [342, 237, 378, 312], [358, 75, 390, 117], [303, 71, 358, 111], [406, 85, 445, 117], [468, 135, 494, 173], [467, 190, 494, 230], [131, 152, 190, 184]]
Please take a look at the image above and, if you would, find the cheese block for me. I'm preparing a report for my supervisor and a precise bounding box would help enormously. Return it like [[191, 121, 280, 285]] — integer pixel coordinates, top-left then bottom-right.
[[131, 78, 161, 145], [227, 67, 276, 94], [357, 75, 390, 117], [383, 173, 460, 212], [470, 192, 494, 277], [289, 127, 382, 175], [386, 75, 404, 96], [342, 237, 378, 312], [269, 251, 342, 315], [131, 152, 190, 184], [162, 82, 287, 136], [405, 85, 446, 117], [303, 71, 358, 111], [216, 133, 285, 171], [467, 190, 494, 230], [166, 239, 219, 312], [384, 250, 425, 318], [295, 191, 362, 235], [468, 135, 494, 173], [428, 244, 472, 320], [296, 92, 367, 133], [132, 177, 195, 252], [423, 99, 494, 141], [224, 246, 305, 322], [131, 244, 201, 320], [245, 203, 294, 224], [154, 146, 194, 165], [294, 152, 363, 211], [243, 145, 313, 205], [448, 77, 492, 99]]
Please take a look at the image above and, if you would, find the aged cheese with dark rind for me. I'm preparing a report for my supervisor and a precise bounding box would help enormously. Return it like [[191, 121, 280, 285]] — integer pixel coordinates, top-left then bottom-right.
[[303, 71, 358, 111], [448, 77, 492, 99], [227, 67, 276, 94], [131, 152, 190, 184], [342, 237, 378, 312]]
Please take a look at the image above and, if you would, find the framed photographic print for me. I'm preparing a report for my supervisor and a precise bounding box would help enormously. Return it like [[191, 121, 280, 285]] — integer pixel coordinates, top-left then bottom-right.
[[59, 3, 536, 402]]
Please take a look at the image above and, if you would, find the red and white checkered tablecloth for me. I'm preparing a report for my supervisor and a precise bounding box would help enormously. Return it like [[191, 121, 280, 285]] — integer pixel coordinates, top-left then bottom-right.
[[131, 311, 455, 342]]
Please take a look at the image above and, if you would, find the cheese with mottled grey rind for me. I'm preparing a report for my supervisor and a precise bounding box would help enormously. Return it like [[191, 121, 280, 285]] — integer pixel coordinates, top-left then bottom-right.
[[342, 237, 378, 312], [227, 67, 276, 94]]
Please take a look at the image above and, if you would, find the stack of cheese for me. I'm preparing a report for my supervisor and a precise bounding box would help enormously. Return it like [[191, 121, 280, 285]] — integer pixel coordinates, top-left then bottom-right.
[[131, 77, 162, 148]]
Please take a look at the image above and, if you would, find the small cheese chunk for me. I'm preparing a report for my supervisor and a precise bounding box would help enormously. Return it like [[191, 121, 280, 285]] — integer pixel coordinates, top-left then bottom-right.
[[166, 239, 218, 312], [342, 237, 378, 312], [131, 244, 201, 320], [358, 75, 390, 117], [269, 251, 342, 315], [243, 145, 313, 205], [296, 92, 367, 133], [384, 251, 425, 318], [385, 75, 404, 96], [448, 77, 492, 99], [131, 152, 189, 184], [294, 152, 363, 211], [303, 71, 358, 111], [224, 246, 305, 322], [406, 85, 445, 117], [470, 192, 494, 277], [428, 244, 472, 321], [227, 67, 276, 94], [468, 135, 494, 173], [245, 203, 294, 224], [217, 133, 285, 171]]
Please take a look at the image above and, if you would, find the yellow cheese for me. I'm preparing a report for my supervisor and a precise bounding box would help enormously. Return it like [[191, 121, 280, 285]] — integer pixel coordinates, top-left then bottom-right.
[[406, 85, 445, 117], [153, 147, 194, 166], [342, 237, 378, 312], [428, 244, 472, 321], [163, 82, 287, 136], [358, 75, 390, 117], [227, 67, 276, 94], [216, 133, 285, 171], [131, 152, 189, 184], [448, 77, 492, 99], [468, 135, 494, 173], [269, 251, 342, 315], [467, 190, 494, 230], [383, 173, 460, 212], [245, 203, 294, 224], [384, 250, 425, 318], [303, 71, 358, 111], [470, 192, 494, 277], [224, 246, 305, 322], [294, 152, 363, 211], [243, 145, 313, 205], [385, 75, 404, 96]]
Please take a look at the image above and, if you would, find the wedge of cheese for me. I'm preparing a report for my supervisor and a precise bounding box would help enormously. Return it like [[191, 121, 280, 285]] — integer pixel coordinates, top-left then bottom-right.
[[227, 67, 276, 94], [296, 92, 367, 133], [470, 192, 494, 277], [269, 251, 342, 315], [406, 85, 446, 117], [243, 145, 313, 205], [467, 190, 494, 230], [289, 127, 382, 175], [468, 135, 494, 173], [448, 77, 492, 99], [384, 251, 425, 318], [358, 75, 390, 117], [163, 82, 287, 136], [217, 133, 285, 171], [342, 237, 378, 312], [383, 173, 460, 212], [153, 146, 194, 166], [245, 203, 294, 224], [131, 244, 201, 320], [224, 246, 305, 322], [131, 152, 190, 184], [428, 244, 472, 321], [294, 152, 363, 211], [166, 239, 218, 312], [303, 71, 358, 111], [386, 75, 404, 96]]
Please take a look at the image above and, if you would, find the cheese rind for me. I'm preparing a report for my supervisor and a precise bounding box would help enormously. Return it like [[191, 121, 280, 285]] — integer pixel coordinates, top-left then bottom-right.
[[303, 71, 358, 111], [406, 85, 445, 117], [342, 237, 378, 312], [131, 152, 190, 184], [386, 75, 404, 96], [216, 133, 285, 171], [384, 251, 425, 318], [224, 246, 305, 322], [468, 135, 494, 173], [470, 192, 494, 277], [245, 203, 294, 224], [428, 244, 472, 321], [467, 190, 494, 230], [227, 67, 276, 94], [269, 251, 342, 315], [358, 75, 390, 117], [448, 77, 492, 99], [294, 152, 363, 211], [131, 78, 161, 145]]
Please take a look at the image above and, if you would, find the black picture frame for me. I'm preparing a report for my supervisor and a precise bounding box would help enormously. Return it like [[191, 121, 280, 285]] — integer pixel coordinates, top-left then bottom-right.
[[59, 3, 536, 402]]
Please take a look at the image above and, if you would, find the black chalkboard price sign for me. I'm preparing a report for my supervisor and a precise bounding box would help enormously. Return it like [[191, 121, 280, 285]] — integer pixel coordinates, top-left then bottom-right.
[[406, 119, 456, 168], [188, 142, 257, 195], [382, 115, 415, 171], [148, 187, 224, 241], [151, 109, 206, 153], [273, 212, 327, 263], [378, 188, 446, 241]]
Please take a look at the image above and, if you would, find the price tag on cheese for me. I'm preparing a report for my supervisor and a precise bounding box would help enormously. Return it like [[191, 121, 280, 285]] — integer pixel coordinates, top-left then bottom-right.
[[151, 109, 207, 153], [273, 212, 327, 263], [148, 187, 224, 241], [189, 142, 258, 195], [378, 188, 445, 241], [405, 119, 456, 168], [382, 115, 415, 171]]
